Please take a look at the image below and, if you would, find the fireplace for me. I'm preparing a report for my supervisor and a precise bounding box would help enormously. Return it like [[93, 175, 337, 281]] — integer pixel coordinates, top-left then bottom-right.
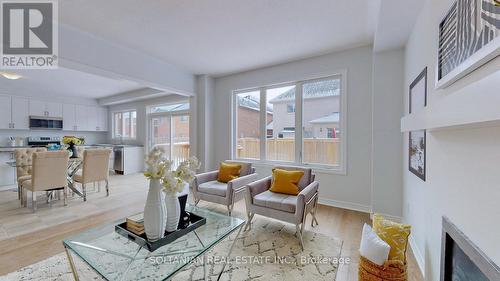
[[440, 217, 500, 281]]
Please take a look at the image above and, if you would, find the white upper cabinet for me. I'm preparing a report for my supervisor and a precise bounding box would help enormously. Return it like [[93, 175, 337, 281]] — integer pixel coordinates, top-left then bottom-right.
[[29, 100, 46, 117], [87, 106, 99, 131], [29, 100, 63, 117], [0, 95, 12, 129], [63, 104, 77, 131], [0, 95, 29, 130], [46, 102, 63, 117], [1, 95, 108, 132], [98, 107, 108, 131], [75, 105, 89, 131], [11, 97, 29, 130]]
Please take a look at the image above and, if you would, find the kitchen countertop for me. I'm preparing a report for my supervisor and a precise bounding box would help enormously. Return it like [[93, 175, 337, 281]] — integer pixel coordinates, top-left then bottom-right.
[[0, 144, 144, 152]]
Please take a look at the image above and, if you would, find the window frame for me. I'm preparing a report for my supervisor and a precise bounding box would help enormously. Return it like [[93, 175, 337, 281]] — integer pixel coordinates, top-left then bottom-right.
[[112, 109, 138, 140], [232, 72, 347, 174]]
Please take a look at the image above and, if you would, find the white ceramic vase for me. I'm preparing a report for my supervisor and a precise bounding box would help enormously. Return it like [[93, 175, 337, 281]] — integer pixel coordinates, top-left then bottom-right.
[[143, 179, 167, 241], [165, 192, 180, 232]]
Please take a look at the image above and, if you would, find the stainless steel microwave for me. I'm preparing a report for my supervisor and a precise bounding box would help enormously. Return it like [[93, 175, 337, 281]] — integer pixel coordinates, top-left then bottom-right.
[[29, 116, 63, 130]]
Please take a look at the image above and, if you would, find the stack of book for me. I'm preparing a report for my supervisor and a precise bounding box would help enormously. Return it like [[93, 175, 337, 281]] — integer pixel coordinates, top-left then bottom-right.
[[126, 214, 145, 235]]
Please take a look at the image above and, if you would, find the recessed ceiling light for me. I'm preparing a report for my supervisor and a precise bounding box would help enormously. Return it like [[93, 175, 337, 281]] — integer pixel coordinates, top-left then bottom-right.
[[0, 72, 22, 80]]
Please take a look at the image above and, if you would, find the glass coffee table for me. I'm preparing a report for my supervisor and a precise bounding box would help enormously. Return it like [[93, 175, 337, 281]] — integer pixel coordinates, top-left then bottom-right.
[[62, 205, 245, 281]]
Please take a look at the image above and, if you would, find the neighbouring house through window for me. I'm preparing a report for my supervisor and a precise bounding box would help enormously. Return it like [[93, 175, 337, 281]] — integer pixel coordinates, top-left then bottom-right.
[[233, 74, 345, 171]]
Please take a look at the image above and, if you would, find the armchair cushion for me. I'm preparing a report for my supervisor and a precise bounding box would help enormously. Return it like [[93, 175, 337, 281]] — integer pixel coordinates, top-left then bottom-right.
[[273, 166, 312, 190], [198, 180, 227, 197], [217, 162, 241, 183], [269, 168, 303, 195], [253, 190, 297, 213], [225, 160, 252, 176]]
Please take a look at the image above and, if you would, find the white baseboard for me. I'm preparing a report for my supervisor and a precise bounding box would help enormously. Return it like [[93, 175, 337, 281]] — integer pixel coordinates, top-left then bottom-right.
[[409, 235, 425, 279], [318, 197, 371, 213], [369, 212, 403, 223]]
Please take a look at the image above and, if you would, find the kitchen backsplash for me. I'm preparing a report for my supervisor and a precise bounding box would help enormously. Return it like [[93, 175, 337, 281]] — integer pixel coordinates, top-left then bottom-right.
[[0, 130, 107, 147]]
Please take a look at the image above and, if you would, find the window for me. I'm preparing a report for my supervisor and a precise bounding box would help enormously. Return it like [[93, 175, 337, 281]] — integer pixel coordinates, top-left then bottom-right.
[[113, 110, 137, 139], [235, 91, 261, 159], [148, 102, 190, 168], [233, 74, 345, 171], [267, 85, 295, 161]]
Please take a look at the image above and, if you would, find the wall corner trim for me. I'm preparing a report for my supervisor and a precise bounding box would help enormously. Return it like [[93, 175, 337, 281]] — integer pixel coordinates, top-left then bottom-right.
[[409, 234, 425, 279]]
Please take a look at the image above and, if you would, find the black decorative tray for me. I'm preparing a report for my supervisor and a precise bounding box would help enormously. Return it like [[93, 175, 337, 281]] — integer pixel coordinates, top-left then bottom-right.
[[115, 212, 206, 252]]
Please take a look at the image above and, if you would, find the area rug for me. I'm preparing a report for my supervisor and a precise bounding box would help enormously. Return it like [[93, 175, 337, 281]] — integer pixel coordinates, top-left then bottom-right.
[[0, 218, 343, 281]]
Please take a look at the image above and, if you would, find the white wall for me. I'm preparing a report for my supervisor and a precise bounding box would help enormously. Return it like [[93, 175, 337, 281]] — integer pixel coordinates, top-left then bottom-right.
[[213, 46, 374, 211], [403, 0, 500, 279], [195, 75, 215, 171], [372, 49, 404, 218]]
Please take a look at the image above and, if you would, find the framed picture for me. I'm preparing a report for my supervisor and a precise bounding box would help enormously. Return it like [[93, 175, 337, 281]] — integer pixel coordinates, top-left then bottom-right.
[[409, 130, 426, 181], [409, 67, 427, 114], [436, 0, 500, 89]]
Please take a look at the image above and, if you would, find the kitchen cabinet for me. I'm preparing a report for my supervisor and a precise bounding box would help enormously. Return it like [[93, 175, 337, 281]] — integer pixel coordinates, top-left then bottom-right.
[[63, 104, 77, 131], [0, 95, 11, 129], [29, 100, 63, 117], [87, 106, 98, 131], [0, 95, 29, 130], [0, 152, 15, 186], [11, 97, 29, 129], [46, 102, 63, 117], [98, 107, 108, 131], [75, 105, 89, 131]]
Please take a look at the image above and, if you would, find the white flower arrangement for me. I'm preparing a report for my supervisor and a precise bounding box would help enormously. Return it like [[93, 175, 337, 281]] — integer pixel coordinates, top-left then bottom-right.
[[144, 147, 200, 195]]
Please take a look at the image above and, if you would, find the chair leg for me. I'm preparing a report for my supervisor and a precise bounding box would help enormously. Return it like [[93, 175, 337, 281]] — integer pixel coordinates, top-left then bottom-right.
[[227, 205, 232, 216], [105, 180, 109, 197], [64, 187, 68, 206], [296, 224, 304, 251], [194, 198, 200, 206], [244, 213, 254, 231], [17, 184, 21, 200], [32, 192, 37, 212], [83, 184, 87, 202]]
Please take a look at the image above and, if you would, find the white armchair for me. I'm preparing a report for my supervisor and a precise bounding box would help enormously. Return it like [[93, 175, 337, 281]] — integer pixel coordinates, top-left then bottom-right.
[[192, 161, 258, 216], [244, 166, 319, 250]]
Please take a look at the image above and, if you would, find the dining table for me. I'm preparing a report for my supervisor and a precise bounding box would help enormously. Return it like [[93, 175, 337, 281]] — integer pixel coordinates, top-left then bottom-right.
[[5, 157, 86, 200]]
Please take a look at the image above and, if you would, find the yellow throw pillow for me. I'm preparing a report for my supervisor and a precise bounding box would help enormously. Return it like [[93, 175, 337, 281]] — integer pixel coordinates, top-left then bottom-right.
[[269, 168, 304, 195], [217, 162, 241, 183], [372, 214, 411, 263]]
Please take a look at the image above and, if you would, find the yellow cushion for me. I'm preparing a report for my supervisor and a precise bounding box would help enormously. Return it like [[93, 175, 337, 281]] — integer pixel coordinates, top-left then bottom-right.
[[217, 162, 241, 183], [269, 168, 304, 195], [372, 214, 411, 263]]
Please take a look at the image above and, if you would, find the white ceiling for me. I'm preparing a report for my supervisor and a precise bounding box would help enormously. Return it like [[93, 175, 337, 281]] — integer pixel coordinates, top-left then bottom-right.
[[374, 0, 425, 52], [0, 68, 143, 99], [59, 0, 381, 76]]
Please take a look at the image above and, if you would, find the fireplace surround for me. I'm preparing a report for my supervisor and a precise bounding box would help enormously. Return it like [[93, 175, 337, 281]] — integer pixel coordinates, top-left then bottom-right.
[[440, 217, 500, 281]]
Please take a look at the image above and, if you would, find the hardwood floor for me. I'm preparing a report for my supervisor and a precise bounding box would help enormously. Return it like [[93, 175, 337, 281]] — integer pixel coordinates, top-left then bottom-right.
[[0, 174, 423, 281]]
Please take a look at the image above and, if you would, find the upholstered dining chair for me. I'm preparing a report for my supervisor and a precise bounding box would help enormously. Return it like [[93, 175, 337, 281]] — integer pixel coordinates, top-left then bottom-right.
[[73, 149, 112, 201], [244, 166, 319, 250], [192, 161, 258, 216], [21, 151, 70, 212], [14, 147, 47, 203]]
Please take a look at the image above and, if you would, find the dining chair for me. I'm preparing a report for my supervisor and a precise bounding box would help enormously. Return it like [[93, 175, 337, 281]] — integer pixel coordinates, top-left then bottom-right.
[[73, 149, 112, 201], [14, 147, 47, 204], [21, 151, 70, 212], [244, 165, 319, 250]]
